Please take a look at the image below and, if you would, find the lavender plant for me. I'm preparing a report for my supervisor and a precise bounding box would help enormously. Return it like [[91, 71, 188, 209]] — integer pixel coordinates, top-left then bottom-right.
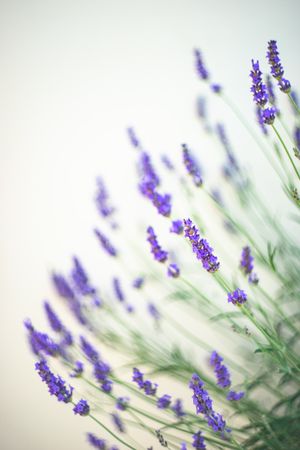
[[24, 40, 300, 449]]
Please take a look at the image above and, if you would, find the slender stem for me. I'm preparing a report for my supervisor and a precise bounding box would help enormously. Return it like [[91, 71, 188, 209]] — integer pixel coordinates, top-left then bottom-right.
[[271, 124, 300, 181], [288, 93, 300, 116]]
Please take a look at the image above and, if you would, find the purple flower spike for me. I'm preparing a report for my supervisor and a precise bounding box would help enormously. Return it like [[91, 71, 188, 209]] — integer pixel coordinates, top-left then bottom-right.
[[25, 321, 60, 356], [189, 374, 213, 415], [112, 412, 125, 433], [194, 49, 209, 80], [80, 336, 99, 363], [71, 257, 95, 296], [112, 277, 125, 302], [240, 246, 254, 275], [147, 226, 168, 263], [52, 273, 75, 300], [192, 431, 206, 449], [161, 155, 174, 170], [182, 144, 203, 187], [157, 394, 172, 409], [132, 368, 144, 389], [184, 219, 220, 273], [73, 399, 90, 416], [267, 40, 290, 93], [35, 360, 73, 403], [171, 399, 185, 418], [167, 263, 180, 278], [148, 303, 160, 321], [127, 127, 140, 148], [44, 301, 63, 332], [181, 444, 187, 450], [170, 219, 183, 234], [256, 107, 268, 135], [228, 288, 247, 305], [250, 60, 268, 107], [70, 361, 84, 378], [227, 390, 245, 401], [87, 433, 106, 449], [94, 229, 117, 257], [95, 177, 115, 218]]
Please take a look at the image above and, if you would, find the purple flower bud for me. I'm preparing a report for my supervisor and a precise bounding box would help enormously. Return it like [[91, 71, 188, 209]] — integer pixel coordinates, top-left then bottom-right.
[[157, 394, 171, 409], [170, 220, 183, 234], [228, 288, 247, 305], [167, 263, 180, 278], [132, 277, 144, 289], [116, 396, 129, 411], [227, 390, 245, 401], [73, 399, 90, 416], [70, 361, 84, 378], [192, 431, 206, 449]]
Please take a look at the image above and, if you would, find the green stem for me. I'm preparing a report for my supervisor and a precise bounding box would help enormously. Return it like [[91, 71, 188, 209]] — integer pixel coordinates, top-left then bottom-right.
[[271, 124, 300, 181]]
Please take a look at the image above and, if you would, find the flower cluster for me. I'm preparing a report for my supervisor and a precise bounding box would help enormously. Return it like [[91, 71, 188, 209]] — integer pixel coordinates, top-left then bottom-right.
[[94, 229, 118, 257], [147, 226, 168, 262], [210, 351, 231, 388], [184, 218, 220, 272], [137, 150, 172, 217], [35, 360, 73, 403], [250, 60, 276, 125], [95, 177, 115, 219], [189, 374, 228, 435], [240, 246, 259, 284], [267, 40, 291, 93], [182, 144, 203, 187], [228, 288, 247, 306], [132, 368, 157, 396], [73, 399, 90, 416]]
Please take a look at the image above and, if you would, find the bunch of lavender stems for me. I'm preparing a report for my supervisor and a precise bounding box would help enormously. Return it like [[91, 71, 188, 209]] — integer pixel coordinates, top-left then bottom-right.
[[25, 40, 300, 449]]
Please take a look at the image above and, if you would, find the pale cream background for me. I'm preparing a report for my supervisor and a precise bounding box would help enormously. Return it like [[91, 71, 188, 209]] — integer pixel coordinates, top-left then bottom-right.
[[0, 1, 299, 449]]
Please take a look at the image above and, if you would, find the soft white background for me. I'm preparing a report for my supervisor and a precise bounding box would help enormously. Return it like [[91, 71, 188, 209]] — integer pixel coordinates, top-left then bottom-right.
[[1, 1, 299, 449]]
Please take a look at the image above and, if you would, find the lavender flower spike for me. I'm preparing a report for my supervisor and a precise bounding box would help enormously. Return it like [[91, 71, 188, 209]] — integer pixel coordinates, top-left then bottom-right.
[[184, 218, 220, 273], [182, 144, 203, 187], [250, 60, 268, 107], [44, 301, 63, 332], [87, 433, 107, 449], [71, 257, 95, 296], [157, 394, 171, 409], [267, 40, 291, 93], [192, 431, 206, 449], [147, 226, 168, 263], [194, 49, 209, 80], [95, 177, 115, 218], [94, 228, 117, 257], [35, 360, 73, 403]]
